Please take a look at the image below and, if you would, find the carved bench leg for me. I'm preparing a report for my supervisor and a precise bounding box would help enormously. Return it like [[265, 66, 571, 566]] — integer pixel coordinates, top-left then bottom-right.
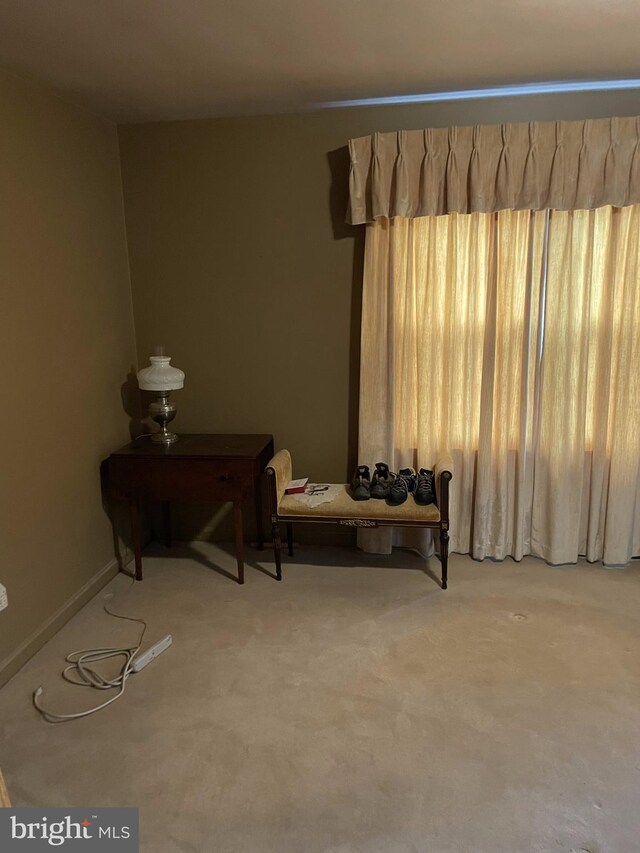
[[272, 521, 282, 581], [440, 527, 449, 590], [286, 522, 294, 557]]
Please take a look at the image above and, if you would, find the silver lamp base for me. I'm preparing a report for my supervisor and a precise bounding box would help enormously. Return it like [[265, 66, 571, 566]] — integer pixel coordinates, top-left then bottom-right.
[[148, 391, 179, 444]]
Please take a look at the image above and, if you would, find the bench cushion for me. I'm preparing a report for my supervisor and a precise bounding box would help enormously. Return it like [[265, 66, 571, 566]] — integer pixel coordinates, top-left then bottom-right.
[[278, 485, 440, 522]]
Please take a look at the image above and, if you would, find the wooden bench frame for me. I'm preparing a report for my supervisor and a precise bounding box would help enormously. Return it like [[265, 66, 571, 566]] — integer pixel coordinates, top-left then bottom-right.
[[266, 451, 453, 588]]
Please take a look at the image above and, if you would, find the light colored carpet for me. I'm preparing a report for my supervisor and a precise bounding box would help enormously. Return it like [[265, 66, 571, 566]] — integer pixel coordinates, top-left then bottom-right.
[[1, 543, 640, 853]]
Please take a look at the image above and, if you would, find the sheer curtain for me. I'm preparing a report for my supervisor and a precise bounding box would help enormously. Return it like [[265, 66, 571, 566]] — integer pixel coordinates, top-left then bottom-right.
[[359, 206, 640, 566], [533, 205, 640, 564]]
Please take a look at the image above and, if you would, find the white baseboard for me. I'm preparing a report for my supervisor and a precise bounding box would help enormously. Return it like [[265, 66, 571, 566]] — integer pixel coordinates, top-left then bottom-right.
[[0, 557, 120, 689]]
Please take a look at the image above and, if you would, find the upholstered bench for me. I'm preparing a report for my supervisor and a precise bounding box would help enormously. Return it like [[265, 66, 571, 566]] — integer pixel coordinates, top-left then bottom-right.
[[265, 450, 453, 588]]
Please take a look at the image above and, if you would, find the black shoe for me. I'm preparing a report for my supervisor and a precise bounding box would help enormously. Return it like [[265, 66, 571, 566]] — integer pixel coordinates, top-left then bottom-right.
[[387, 467, 416, 505], [351, 465, 371, 500], [415, 468, 437, 505], [371, 462, 392, 499]]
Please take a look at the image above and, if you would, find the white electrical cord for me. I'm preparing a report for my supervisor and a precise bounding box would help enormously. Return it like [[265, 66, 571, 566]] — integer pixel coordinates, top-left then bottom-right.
[[33, 588, 147, 723]]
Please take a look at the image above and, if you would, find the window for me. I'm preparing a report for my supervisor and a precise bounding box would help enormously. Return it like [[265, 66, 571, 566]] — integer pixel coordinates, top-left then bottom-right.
[[359, 206, 640, 565]]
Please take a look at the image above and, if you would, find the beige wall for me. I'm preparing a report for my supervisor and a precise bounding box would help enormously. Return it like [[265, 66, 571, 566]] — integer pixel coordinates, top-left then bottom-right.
[[118, 89, 640, 540], [0, 68, 137, 680]]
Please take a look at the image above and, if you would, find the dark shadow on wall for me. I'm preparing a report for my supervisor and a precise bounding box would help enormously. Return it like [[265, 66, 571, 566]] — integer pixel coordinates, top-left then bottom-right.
[[99, 367, 152, 575], [327, 145, 366, 479], [121, 366, 145, 439], [99, 459, 134, 575]]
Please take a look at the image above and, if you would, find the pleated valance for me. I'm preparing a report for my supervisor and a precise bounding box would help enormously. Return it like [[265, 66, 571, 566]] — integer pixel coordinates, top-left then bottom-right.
[[347, 116, 640, 224]]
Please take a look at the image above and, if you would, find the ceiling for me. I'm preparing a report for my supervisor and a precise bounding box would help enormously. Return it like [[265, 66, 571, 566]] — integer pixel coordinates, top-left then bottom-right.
[[0, 0, 639, 123]]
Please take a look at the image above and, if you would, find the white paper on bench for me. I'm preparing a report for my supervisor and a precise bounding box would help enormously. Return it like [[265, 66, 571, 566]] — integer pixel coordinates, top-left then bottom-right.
[[292, 484, 343, 508]]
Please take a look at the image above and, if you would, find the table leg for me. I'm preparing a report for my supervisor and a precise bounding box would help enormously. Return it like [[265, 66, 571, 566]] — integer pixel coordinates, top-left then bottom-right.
[[255, 479, 264, 550], [130, 500, 143, 581], [233, 502, 245, 585], [162, 501, 172, 548]]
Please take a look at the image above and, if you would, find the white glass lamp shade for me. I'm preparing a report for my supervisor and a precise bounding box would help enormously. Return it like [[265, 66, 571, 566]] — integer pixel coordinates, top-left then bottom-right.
[[137, 356, 185, 391]]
